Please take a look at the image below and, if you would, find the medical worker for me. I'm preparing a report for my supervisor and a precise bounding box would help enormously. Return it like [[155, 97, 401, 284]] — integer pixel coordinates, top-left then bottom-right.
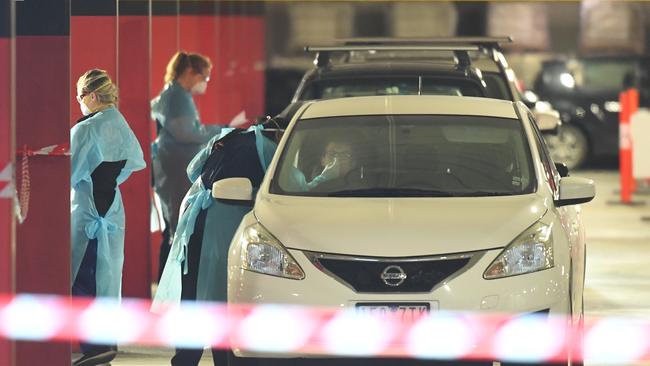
[[152, 123, 279, 366], [71, 69, 145, 366], [151, 51, 222, 280]]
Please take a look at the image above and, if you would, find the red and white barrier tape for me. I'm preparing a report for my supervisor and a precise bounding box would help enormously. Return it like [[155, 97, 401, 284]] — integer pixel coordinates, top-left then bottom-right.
[[1, 294, 650, 364], [8, 143, 70, 223], [0, 163, 11, 199], [19, 143, 70, 157]]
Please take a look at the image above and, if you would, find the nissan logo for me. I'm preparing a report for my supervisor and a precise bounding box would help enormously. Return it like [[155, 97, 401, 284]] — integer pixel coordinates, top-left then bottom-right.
[[380, 265, 407, 287]]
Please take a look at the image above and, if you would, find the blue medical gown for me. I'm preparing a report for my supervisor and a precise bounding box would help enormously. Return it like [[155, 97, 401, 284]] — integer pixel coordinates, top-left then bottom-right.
[[71, 107, 146, 298], [151, 81, 221, 234], [152, 126, 277, 311]]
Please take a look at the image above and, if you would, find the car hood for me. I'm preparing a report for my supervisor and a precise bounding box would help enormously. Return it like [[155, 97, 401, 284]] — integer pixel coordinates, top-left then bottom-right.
[[254, 194, 549, 257]]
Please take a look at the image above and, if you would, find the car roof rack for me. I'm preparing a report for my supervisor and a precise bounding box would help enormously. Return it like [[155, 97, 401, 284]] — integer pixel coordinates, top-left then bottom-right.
[[339, 37, 514, 63], [339, 36, 513, 49], [304, 45, 478, 69]]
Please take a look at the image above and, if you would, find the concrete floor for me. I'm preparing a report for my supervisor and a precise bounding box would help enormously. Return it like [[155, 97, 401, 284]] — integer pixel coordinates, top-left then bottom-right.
[[582, 171, 650, 319], [98, 170, 650, 366]]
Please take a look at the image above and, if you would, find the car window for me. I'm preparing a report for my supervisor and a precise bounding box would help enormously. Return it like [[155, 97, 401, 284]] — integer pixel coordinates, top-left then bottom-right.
[[421, 78, 483, 97], [271, 115, 535, 197], [482, 73, 512, 100], [527, 111, 559, 194], [300, 77, 484, 100], [538, 59, 636, 94], [581, 60, 635, 91], [578, 59, 636, 92]]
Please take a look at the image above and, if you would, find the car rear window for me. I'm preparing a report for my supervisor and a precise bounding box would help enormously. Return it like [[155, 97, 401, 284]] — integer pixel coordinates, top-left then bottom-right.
[[300, 77, 484, 100], [271, 114, 535, 197]]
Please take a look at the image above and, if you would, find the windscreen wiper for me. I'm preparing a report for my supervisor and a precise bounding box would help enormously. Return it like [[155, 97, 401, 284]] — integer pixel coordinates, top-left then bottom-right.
[[327, 188, 456, 197], [457, 191, 515, 197]]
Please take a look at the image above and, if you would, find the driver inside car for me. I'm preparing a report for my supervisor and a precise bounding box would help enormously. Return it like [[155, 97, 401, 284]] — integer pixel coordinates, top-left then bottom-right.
[[288, 135, 364, 192]]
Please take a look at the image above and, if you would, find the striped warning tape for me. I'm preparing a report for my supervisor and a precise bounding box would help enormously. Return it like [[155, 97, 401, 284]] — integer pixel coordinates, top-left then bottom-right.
[[7, 143, 70, 222], [1, 294, 650, 364], [0, 144, 70, 200], [18, 143, 70, 157], [0, 163, 11, 199]]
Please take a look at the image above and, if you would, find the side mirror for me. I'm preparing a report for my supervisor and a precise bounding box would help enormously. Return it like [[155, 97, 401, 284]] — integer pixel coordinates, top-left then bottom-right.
[[212, 178, 253, 202], [554, 162, 569, 178], [533, 106, 562, 134], [555, 176, 595, 207]]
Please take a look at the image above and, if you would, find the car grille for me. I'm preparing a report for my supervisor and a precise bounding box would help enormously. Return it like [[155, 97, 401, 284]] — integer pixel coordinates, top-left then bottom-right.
[[306, 252, 474, 293]]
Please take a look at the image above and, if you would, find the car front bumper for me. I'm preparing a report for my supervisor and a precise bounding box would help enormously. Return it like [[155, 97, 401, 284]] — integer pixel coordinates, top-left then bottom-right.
[[228, 248, 570, 359]]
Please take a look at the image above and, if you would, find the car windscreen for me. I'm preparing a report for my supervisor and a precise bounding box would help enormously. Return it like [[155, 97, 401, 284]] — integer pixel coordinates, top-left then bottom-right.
[[300, 77, 484, 100], [270, 115, 536, 197]]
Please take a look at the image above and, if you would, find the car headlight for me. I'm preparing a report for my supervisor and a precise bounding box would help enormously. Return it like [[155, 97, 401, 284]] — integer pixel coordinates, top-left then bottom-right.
[[240, 222, 305, 280], [483, 220, 554, 279]]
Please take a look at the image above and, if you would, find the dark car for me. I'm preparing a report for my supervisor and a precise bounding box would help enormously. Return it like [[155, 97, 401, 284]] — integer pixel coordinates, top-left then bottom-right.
[[279, 38, 560, 134], [534, 55, 650, 168], [292, 57, 490, 102]]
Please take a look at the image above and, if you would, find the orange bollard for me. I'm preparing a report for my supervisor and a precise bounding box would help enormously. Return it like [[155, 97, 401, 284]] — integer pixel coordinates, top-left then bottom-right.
[[628, 88, 639, 193], [619, 90, 633, 204]]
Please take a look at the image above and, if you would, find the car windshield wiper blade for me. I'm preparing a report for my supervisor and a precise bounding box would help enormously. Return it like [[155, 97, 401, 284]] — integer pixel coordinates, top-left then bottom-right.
[[327, 188, 456, 197], [458, 191, 515, 197]]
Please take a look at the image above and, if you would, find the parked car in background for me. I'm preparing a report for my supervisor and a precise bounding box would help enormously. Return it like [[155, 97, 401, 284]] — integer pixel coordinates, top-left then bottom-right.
[[285, 37, 561, 133], [534, 55, 650, 169], [292, 43, 491, 101], [216, 95, 595, 366], [265, 68, 306, 118]]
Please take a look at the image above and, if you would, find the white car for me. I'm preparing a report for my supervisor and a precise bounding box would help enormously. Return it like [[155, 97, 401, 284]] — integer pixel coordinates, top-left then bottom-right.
[[215, 96, 595, 365]]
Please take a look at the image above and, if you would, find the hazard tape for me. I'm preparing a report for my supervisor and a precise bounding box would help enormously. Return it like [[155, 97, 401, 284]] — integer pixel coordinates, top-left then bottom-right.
[[0, 163, 11, 199], [18, 143, 70, 157], [1, 294, 650, 364], [9, 143, 70, 223]]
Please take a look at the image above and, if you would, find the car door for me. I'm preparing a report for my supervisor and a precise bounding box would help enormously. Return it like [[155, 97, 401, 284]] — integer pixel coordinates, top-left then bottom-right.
[[528, 110, 586, 317]]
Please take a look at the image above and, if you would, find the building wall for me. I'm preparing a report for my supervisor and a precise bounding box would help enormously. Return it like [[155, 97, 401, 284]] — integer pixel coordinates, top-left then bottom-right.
[[14, 0, 71, 364], [0, 0, 14, 361]]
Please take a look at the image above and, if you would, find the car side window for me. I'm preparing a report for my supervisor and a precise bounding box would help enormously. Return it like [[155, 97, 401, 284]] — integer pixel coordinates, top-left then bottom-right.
[[528, 112, 559, 195], [482, 73, 512, 100]]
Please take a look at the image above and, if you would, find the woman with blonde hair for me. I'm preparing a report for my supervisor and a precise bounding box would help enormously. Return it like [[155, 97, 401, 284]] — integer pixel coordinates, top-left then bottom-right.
[[151, 51, 222, 281], [71, 69, 145, 366]]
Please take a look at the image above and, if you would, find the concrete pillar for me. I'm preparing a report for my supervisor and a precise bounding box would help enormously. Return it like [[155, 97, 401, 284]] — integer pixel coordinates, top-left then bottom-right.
[[0, 0, 14, 362], [117, 0, 152, 298], [14, 0, 70, 364]]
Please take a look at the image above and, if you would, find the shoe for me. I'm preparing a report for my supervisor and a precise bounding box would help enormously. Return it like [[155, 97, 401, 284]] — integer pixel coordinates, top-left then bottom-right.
[[72, 350, 117, 366]]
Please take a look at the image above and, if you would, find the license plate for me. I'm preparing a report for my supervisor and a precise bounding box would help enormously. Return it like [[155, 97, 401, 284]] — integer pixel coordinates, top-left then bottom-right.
[[355, 302, 430, 322]]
